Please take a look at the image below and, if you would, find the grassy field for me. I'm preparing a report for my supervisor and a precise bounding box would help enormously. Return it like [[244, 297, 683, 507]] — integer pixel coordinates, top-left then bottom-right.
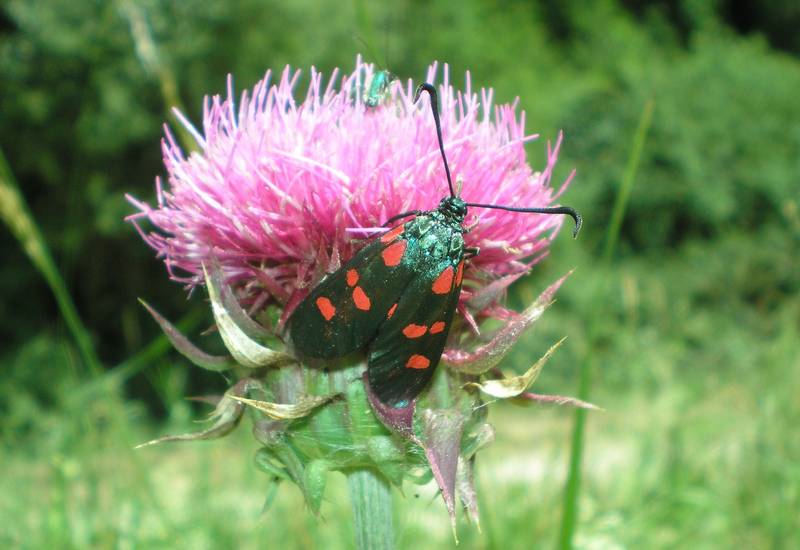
[[3, 346, 798, 549]]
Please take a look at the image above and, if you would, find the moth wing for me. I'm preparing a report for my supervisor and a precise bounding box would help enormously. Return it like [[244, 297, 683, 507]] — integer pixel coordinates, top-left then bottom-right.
[[367, 257, 464, 406], [288, 224, 414, 359]]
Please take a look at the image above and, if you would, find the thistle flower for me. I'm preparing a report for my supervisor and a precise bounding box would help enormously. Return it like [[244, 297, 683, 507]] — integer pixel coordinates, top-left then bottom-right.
[[127, 57, 593, 538]]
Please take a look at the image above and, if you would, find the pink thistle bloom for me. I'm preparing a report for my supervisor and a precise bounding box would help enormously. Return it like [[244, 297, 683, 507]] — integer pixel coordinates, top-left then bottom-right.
[[129, 58, 590, 532], [127, 57, 575, 320]]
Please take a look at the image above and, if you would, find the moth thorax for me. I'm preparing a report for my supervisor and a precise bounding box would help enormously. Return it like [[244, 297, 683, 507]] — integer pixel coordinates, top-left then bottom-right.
[[438, 196, 467, 222]]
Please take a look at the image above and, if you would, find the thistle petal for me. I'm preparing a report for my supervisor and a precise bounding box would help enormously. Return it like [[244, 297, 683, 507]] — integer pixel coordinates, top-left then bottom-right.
[[366, 436, 407, 487], [303, 459, 332, 514], [466, 337, 565, 398], [253, 418, 290, 446], [456, 457, 480, 528], [207, 261, 271, 340], [461, 422, 496, 459], [255, 448, 292, 482], [204, 264, 294, 368], [519, 392, 602, 410], [135, 378, 254, 448], [254, 268, 290, 304], [465, 272, 525, 312], [138, 298, 235, 372], [232, 394, 333, 420], [258, 438, 317, 513], [421, 408, 465, 537], [443, 272, 571, 374]]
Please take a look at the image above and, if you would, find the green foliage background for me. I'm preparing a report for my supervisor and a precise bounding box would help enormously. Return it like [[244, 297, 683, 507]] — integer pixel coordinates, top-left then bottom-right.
[[1, 0, 798, 548]]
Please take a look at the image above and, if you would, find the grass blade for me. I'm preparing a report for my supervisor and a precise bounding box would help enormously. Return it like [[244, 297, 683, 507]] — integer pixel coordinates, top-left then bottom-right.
[[0, 147, 102, 375], [557, 99, 654, 549], [119, 0, 197, 152]]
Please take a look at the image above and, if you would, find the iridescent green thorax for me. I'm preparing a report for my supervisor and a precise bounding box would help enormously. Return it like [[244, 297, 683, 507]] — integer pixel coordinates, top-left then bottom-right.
[[403, 210, 465, 264], [435, 196, 468, 224], [364, 70, 396, 108]]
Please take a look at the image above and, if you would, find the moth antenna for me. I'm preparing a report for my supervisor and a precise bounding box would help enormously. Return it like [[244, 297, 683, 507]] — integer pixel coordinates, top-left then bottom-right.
[[352, 32, 386, 71], [414, 83, 456, 198], [465, 203, 583, 237]]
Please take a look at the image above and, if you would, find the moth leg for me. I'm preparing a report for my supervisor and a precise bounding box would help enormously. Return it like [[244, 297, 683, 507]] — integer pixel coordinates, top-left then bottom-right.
[[464, 246, 480, 259], [383, 210, 423, 226]]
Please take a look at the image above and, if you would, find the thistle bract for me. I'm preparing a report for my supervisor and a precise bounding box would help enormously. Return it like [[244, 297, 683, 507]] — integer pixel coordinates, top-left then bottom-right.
[[128, 57, 591, 529]]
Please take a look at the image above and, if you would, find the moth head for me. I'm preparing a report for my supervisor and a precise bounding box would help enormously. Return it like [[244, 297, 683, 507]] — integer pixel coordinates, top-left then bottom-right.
[[438, 196, 467, 222]]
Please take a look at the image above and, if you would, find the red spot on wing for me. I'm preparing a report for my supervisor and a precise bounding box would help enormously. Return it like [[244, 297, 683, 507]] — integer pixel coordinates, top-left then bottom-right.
[[380, 224, 405, 244], [429, 321, 446, 334], [315, 297, 336, 321], [387, 303, 398, 319], [346, 269, 359, 287], [432, 265, 454, 294], [352, 286, 371, 311], [455, 261, 465, 286], [402, 324, 427, 339], [381, 240, 407, 267], [405, 354, 431, 369]]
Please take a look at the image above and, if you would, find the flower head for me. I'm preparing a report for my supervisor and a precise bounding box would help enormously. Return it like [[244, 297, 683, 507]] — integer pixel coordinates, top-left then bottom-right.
[[129, 57, 589, 532], [128, 57, 573, 312]]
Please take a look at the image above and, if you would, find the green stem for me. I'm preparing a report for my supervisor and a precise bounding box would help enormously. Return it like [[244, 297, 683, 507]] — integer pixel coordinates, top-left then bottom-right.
[[0, 147, 102, 375], [347, 469, 395, 550], [557, 100, 654, 549], [602, 101, 655, 263]]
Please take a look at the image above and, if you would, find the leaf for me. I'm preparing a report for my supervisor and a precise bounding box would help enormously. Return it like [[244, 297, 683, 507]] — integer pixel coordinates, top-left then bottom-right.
[[254, 448, 292, 481], [456, 457, 480, 529], [461, 422, 495, 460], [204, 263, 294, 369], [139, 299, 235, 372], [466, 337, 565, 398], [253, 418, 290, 446], [519, 392, 602, 411], [231, 394, 333, 420], [185, 395, 223, 406], [303, 459, 332, 514], [207, 260, 271, 340], [465, 272, 524, 311], [421, 408, 465, 540], [135, 378, 256, 448], [443, 272, 571, 375]]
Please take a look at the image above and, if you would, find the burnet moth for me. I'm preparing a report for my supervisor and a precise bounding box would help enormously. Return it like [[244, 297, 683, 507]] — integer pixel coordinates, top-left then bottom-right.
[[288, 83, 581, 407]]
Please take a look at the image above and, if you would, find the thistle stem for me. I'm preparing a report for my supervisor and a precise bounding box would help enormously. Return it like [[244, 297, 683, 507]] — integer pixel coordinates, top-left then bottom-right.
[[347, 469, 395, 550]]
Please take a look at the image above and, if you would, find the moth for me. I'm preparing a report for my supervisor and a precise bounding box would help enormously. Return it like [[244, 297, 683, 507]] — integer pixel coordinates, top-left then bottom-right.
[[364, 69, 396, 107], [288, 83, 581, 407]]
